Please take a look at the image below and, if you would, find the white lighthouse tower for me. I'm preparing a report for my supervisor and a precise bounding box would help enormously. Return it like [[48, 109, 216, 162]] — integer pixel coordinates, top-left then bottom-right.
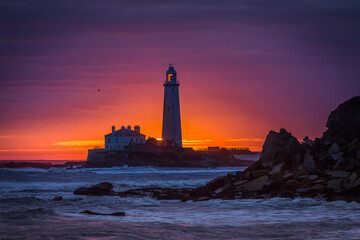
[[162, 65, 182, 147]]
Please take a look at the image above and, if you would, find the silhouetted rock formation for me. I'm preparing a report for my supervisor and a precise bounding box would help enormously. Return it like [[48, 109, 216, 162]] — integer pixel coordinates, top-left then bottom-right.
[[175, 96, 360, 202], [323, 96, 360, 142]]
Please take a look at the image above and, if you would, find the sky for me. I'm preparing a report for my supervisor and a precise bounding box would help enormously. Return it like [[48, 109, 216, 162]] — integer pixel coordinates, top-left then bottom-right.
[[0, 0, 360, 160]]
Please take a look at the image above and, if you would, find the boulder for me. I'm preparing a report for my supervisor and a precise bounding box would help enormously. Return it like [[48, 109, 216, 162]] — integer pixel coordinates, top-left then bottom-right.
[[268, 163, 285, 183], [243, 175, 269, 192], [73, 182, 115, 196], [303, 151, 316, 173], [206, 176, 228, 191], [303, 136, 314, 147], [311, 183, 325, 191], [327, 179, 343, 192], [248, 169, 271, 179], [296, 187, 312, 193], [269, 163, 286, 175], [323, 96, 360, 142], [347, 172, 358, 184], [258, 128, 303, 169], [294, 166, 308, 178], [282, 180, 299, 191], [213, 184, 231, 195], [343, 178, 360, 190], [308, 175, 319, 181], [328, 143, 341, 154], [269, 172, 283, 183], [233, 179, 248, 186], [348, 139, 360, 153], [330, 171, 351, 179], [283, 172, 294, 180], [331, 152, 343, 161]]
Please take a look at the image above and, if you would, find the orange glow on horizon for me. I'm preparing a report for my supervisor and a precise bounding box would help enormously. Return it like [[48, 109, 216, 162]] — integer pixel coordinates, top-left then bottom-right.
[[0, 67, 321, 161]]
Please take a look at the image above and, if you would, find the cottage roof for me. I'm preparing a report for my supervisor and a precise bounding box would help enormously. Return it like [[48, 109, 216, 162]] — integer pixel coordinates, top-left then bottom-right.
[[105, 128, 145, 137]]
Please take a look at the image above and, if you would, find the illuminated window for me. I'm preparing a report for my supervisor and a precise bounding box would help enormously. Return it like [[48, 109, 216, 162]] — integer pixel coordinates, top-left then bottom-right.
[[167, 74, 173, 81]]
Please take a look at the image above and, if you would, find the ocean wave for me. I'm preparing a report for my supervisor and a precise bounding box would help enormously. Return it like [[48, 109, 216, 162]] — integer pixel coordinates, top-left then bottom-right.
[[0, 168, 48, 173], [1, 207, 56, 221]]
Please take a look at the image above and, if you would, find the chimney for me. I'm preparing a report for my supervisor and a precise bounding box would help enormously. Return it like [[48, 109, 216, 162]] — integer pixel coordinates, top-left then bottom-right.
[[112, 125, 115, 134], [134, 125, 140, 133], [127, 125, 131, 130]]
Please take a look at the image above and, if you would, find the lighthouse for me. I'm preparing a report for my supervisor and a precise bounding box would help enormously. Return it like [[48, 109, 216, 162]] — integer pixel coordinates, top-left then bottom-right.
[[162, 65, 182, 147]]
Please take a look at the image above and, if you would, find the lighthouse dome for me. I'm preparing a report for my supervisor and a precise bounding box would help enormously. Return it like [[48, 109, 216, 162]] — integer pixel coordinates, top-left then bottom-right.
[[166, 66, 176, 74]]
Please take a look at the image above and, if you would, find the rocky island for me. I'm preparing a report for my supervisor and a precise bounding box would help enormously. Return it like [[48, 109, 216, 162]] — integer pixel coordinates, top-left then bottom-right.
[[74, 96, 360, 202]]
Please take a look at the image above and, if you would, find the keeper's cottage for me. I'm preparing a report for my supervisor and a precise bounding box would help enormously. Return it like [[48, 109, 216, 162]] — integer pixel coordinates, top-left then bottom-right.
[[105, 125, 145, 150]]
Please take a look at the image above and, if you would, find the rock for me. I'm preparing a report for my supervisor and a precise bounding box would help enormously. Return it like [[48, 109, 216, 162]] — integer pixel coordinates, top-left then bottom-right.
[[81, 210, 125, 216], [269, 172, 283, 183], [347, 172, 358, 184], [331, 152, 343, 161], [313, 179, 326, 184], [323, 96, 360, 142], [227, 172, 235, 178], [258, 128, 303, 168], [214, 184, 231, 195], [303, 136, 314, 146], [296, 187, 312, 193], [265, 179, 274, 187], [73, 182, 115, 196], [327, 179, 343, 192], [328, 143, 341, 153], [51, 196, 62, 201], [269, 163, 286, 175], [268, 163, 286, 183], [308, 175, 318, 181], [283, 172, 294, 180], [282, 180, 299, 191], [300, 177, 314, 187], [207, 175, 227, 191], [303, 151, 316, 173], [243, 175, 269, 192], [333, 156, 344, 169], [343, 178, 360, 190], [348, 139, 360, 153], [330, 171, 351, 179], [233, 179, 248, 186], [249, 169, 271, 179], [311, 183, 325, 191]]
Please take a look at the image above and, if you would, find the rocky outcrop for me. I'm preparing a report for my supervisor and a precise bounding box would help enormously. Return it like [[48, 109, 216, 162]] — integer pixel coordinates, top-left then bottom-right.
[[323, 96, 360, 142], [258, 128, 303, 169], [73, 182, 115, 196], [173, 96, 360, 202]]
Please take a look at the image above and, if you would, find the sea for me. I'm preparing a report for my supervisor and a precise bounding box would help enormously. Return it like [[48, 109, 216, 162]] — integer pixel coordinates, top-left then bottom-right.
[[1, 163, 360, 239]]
